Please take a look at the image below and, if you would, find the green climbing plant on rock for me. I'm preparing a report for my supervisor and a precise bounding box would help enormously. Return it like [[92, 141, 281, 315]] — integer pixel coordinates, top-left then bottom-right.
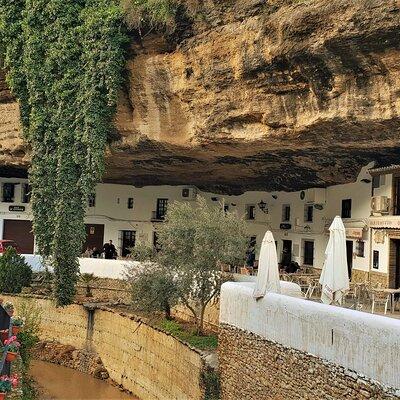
[[0, 0, 128, 305]]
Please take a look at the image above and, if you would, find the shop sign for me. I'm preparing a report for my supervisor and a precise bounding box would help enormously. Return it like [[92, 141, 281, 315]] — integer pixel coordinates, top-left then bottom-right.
[[345, 228, 364, 239], [9, 205, 25, 212], [280, 223, 292, 230], [369, 217, 400, 229]]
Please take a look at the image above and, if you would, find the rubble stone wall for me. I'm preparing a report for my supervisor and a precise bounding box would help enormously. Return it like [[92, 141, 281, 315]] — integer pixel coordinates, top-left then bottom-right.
[[219, 282, 400, 394], [219, 324, 399, 400], [2, 294, 205, 400]]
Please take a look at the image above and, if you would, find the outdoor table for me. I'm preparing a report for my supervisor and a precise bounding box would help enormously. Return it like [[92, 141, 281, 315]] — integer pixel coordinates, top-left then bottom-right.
[[381, 288, 400, 313]]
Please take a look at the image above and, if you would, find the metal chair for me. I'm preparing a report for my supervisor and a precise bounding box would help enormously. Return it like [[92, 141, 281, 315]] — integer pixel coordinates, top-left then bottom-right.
[[371, 290, 390, 315]]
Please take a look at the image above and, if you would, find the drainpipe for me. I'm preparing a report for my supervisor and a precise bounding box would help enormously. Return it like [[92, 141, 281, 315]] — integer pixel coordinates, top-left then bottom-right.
[[83, 303, 96, 352]]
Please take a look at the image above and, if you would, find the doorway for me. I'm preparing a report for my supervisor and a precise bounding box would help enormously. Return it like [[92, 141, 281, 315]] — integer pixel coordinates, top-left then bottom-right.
[[121, 230, 136, 257], [281, 240, 292, 267], [3, 219, 34, 254], [389, 239, 400, 289], [303, 240, 314, 266], [346, 240, 353, 279], [83, 224, 104, 253]]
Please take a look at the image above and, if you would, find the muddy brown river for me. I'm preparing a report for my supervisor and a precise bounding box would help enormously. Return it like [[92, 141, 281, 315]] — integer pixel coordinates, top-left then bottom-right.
[[30, 360, 138, 400]]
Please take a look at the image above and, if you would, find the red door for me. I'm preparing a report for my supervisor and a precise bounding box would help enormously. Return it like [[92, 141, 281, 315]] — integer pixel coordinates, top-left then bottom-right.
[[3, 220, 34, 254], [83, 224, 104, 253]]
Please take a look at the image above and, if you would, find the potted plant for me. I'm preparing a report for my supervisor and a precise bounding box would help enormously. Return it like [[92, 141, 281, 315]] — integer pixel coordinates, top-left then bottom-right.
[[0, 379, 11, 400], [3, 336, 20, 362], [0, 330, 8, 344], [2, 302, 13, 317], [10, 316, 24, 335], [80, 273, 99, 297]]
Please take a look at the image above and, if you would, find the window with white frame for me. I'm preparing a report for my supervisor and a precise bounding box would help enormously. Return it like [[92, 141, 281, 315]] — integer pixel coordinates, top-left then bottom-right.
[[282, 204, 291, 222], [246, 205, 256, 220], [304, 204, 313, 222], [356, 240, 365, 257], [21, 183, 31, 203], [2, 183, 15, 203]]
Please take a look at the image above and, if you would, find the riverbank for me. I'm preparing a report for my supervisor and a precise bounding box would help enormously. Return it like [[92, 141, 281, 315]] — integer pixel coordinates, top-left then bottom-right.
[[30, 360, 136, 400], [2, 294, 217, 400]]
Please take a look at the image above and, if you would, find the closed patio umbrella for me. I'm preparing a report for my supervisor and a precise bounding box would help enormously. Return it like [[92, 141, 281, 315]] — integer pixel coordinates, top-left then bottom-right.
[[320, 216, 350, 305], [253, 231, 281, 299]]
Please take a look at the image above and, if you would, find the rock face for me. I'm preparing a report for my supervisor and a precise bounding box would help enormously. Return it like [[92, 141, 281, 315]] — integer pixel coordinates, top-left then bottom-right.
[[1, 0, 400, 193]]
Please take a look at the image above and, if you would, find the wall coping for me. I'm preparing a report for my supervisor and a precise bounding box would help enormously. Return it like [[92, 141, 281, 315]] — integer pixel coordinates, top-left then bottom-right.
[[220, 281, 400, 390]]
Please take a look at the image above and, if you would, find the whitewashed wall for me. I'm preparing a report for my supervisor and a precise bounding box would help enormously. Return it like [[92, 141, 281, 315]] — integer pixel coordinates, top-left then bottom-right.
[[220, 281, 400, 390], [0, 161, 394, 275], [23, 255, 139, 280]]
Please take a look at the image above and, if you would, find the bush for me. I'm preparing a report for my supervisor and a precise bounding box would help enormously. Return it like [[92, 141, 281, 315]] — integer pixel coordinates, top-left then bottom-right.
[[128, 243, 157, 262], [125, 261, 178, 319], [121, 0, 199, 32], [0, 247, 32, 293]]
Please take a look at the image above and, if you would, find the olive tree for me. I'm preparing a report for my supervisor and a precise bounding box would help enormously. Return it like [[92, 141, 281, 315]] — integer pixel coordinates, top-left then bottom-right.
[[125, 244, 178, 319], [157, 197, 248, 334]]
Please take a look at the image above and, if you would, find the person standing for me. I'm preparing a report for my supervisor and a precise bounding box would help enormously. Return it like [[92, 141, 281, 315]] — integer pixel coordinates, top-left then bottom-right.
[[103, 240, 117, 259]]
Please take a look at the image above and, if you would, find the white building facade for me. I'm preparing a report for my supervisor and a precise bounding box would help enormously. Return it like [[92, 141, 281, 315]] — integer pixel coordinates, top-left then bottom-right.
[[0, 161, 399, 288]]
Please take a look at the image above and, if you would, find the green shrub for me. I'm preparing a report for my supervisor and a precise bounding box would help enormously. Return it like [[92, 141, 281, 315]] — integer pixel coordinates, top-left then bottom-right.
[[202, 368, 220, 400], [121, 0, 199, 31], [0, 247, 32, 293], [126, 261, 179, 319], [159, 319, 218, 350], [128, 243, 157, 262]]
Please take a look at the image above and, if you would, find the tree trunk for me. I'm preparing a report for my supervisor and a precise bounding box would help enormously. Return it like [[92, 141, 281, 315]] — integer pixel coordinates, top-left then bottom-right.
[[164, 302, 172, 320], [197, 305, 206, 335]]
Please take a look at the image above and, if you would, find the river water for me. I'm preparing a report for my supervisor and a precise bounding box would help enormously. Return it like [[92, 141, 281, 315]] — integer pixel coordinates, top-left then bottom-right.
[[30, 360, 138, 400]]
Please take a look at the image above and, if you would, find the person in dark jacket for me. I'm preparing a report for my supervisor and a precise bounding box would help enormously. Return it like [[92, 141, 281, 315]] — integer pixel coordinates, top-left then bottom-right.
[[103, 240, 117, 259], [246, 246, 256, 267], [285, 261, 300, 274]]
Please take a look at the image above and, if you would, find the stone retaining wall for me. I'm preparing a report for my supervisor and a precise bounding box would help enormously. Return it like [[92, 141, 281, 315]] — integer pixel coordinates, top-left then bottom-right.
[[171, 302, 220, 333], [351, 269, 388, 287], [2, 295, 207, 400], [219, 324, 399, 400]]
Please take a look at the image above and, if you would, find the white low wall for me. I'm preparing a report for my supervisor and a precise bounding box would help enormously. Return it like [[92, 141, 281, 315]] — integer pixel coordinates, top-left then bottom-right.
[[220, 282, 400, 390], [22, 254, 139, 279]]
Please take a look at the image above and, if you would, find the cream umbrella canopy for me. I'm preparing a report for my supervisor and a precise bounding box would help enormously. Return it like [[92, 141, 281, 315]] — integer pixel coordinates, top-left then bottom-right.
[[320, 216, 350, 305], [253, 231, 281, 299]]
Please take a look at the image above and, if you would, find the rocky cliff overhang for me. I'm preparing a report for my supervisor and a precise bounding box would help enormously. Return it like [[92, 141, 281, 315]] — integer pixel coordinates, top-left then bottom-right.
[[1, 0, 400, 194]]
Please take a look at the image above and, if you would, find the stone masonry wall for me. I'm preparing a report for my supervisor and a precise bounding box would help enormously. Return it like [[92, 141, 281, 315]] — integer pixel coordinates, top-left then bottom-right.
[[171, 301, 220, 333], [2, 294, 206, 400], [219, 324, 399, 400], [351, 269, 389, 287]]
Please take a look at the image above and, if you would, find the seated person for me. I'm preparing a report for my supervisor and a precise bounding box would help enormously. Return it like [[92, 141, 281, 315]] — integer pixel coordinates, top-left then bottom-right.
[[91, 246, 102, 258], [285, 261, 300, 274]]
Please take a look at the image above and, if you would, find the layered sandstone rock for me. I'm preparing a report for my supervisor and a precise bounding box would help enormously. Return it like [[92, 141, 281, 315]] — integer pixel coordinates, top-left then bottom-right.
[[1, 0, 400, 193]]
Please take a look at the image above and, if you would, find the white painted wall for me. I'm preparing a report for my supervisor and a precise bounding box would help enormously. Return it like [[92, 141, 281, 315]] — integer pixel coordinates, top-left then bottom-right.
[[23, 254, 139, 280], [0, 161, 399, 279], [220, 281, 400, 390]]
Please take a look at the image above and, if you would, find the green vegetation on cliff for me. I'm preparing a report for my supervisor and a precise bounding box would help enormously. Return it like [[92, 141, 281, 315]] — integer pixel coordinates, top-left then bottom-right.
[[0, 0, 128, 305], [122, 0, 198, 31]]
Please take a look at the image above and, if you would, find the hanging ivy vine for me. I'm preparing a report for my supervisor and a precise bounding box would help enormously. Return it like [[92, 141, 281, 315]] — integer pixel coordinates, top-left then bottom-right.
[[0, 0, 128, 305]]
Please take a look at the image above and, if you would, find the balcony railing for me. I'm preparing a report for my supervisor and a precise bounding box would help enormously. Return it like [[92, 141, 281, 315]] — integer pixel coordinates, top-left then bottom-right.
[[150, 211, 165, 222]]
